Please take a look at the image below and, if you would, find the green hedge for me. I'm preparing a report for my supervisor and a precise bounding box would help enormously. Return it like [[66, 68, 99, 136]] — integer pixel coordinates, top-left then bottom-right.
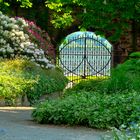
[[0, 58, 68, 105], [32, 91, 140, 129]]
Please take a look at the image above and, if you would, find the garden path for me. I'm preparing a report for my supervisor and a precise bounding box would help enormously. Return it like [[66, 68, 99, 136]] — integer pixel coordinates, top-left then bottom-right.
[[0, 107, 109, 140]]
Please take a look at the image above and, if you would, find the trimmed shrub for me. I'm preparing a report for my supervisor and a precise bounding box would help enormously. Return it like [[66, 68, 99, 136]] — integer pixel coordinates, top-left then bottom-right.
[[0, 58, 68, 105], [32, 91, 140, 129]]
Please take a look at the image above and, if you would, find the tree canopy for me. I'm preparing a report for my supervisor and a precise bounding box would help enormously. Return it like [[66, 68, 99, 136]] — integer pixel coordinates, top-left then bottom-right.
[[1, 0, 140, 50], [46, 0, 140, 50], [0, 0, 32, 8]]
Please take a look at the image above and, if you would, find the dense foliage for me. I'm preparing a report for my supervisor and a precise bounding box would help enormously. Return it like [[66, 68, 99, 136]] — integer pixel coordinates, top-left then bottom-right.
[[0, 58, 68, 105], [32, 52, 140, 129], [0, 0, 32, 9], [46, 0, 140, 38], [32, 91, 140, 129]]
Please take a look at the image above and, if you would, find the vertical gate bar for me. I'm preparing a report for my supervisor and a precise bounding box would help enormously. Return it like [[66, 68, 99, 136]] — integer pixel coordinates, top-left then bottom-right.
[[89, 37, 90, 79], [92, 38, 94, 77], [98, 38, 99, 78], [104, 41, 106, 77], [71, 37, 72, 82], [83, 33, 86, 79], [101, 40, 103, 77], [102, 40, 104, 77], [67, 39, 69, 77], [76, 38, 78, 82], [89, 37, 90, 80], [78, 37, 79, 82], [65, 45, 66, 75], [80, 36, 82, 80], [92, 36, 93, 79], [100, 38, 102, 77], [90, 37, 92, 80], [75, 36, 76, 82], [111, 44, 113, 76], [100, 40, 102, 77], [101, 39, 103, 77], [72, 36, 74, 83], [75, 36, 76, 83], [76, 36, 78, 83], [97, 37, 99, 77], [76, 37, 77, 82], [96, 37, 97, 77], [63, 43, 64, 75], [74, 36, 75, 82], [103, 41, 105, 76]]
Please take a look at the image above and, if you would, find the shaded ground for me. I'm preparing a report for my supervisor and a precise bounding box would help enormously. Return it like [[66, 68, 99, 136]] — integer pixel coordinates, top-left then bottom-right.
[[0, 107, 109, 140]]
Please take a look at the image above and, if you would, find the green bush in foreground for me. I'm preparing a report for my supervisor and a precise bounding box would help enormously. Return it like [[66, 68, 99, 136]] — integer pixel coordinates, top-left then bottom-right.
[[32, 91, 140, 129], [0, 58, 68, 105]]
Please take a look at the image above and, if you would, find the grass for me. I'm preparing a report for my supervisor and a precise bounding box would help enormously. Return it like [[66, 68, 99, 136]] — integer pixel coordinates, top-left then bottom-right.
[[67, 75, 108, 83]]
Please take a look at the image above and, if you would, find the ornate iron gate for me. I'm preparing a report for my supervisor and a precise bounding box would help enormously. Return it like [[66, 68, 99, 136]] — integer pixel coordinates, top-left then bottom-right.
[[58, 31, 112, 83]]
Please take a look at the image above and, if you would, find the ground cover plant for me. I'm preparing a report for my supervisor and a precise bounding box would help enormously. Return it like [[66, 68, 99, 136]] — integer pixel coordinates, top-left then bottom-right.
[[32, 91, 140, 129], [33, 52, 140, 130], [0, 58, 68, 105]]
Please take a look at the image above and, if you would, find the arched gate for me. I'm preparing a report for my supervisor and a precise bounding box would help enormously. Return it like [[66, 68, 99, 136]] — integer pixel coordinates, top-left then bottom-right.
[[58, 31, 112, 83]]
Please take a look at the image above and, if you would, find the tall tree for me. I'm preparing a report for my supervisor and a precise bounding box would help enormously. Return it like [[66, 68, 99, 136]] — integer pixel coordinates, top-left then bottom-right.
[[46, 0, 140, 51]]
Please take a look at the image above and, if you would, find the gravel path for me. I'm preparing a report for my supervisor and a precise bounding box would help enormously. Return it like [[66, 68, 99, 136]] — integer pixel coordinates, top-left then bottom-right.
[[0, 107, 109, 140]]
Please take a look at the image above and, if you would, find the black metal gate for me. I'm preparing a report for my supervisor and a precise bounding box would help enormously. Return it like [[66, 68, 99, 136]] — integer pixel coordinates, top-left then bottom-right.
[[58, 31, 112, 83]]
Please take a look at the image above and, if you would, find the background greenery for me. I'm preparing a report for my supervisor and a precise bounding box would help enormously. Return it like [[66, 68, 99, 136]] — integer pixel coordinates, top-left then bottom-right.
[[1, 0, 140, 55], [0, 58, 68, 105], [32, 90, 140, 129]]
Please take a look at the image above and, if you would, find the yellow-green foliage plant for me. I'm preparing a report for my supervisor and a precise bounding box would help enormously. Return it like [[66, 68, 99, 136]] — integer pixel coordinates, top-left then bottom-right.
[[0, 58, 68, 105]]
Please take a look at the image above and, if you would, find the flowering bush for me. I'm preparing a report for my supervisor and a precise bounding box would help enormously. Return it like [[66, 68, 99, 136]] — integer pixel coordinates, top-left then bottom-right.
[[0, 11, 54, 69], [25, 19, 55, 59]]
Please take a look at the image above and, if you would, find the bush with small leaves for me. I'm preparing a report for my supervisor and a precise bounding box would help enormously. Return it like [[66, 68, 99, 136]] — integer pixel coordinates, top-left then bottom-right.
[[32, 91, 140, 129]]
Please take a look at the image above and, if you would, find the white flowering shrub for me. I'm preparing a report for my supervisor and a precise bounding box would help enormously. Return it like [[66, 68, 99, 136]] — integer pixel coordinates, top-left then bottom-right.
[[0, 11, 54, 69]]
